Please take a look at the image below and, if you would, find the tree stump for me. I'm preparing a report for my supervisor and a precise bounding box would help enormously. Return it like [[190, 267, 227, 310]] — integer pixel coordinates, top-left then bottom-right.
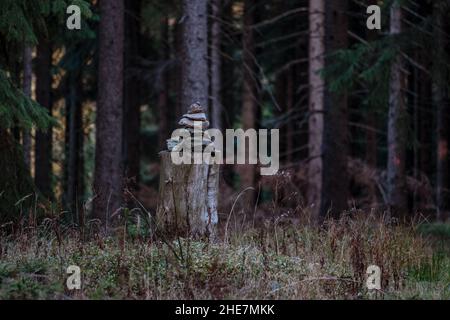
[[156, 102, 219, 238], [156, 151, 219, 238]]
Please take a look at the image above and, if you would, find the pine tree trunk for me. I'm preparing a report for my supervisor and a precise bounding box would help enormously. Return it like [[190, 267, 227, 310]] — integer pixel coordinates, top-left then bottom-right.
[[419, 64, 432, 179], [210, 0, 223, 131], [433, 3, 449, 221], [365, 0, 378, 169], [365, 114, 377, 169], [365, 33, 379, 209], [307, 0, 325, 222], [412, 52, 420, 211], [220, 0, 235, 132], [35, 39, 53, 199], [286, 69, 294, 164], [123, 0, 141, 190], [65, 73, 84, 219], [158, 14, 170, 152], [174, 23, 183, 120], [156, 151, 219, 238], [321, 0, 349, 218], [236, 0, 257, 207], [181, 0, 209, 111], [22, 45, 32, 171], [275, 71, 287, 160], [220, 0, 237, 189], [387, 3, 407, 218], [93, 0, 125, 227]]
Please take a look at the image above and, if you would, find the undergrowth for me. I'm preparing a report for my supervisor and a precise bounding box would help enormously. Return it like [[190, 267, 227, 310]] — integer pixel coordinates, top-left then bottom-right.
[[0, 214, 449, 299]]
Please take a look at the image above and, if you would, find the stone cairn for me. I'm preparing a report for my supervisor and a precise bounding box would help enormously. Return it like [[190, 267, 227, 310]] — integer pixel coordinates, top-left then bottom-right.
[[166, 102, 213, 152], [157, 102, 219, 239]]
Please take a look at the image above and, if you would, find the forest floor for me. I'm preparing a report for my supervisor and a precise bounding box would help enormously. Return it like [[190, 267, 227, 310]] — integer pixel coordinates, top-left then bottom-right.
[[0, 214, 449, 299]]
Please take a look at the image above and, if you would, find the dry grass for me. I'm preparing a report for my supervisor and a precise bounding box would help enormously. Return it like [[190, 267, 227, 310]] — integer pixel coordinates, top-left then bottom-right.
[[0, 213, 449, 299]]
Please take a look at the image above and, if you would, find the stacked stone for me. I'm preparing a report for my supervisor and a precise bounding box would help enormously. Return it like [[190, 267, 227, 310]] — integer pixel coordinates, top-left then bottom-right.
[[166, 102, 213, 152]]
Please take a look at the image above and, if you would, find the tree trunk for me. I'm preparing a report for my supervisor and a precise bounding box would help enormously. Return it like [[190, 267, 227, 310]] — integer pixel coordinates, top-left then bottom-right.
[[365, 0, 378, 169], [181, 0, 209, 111], [275, 71, 287, 160], [22, 45, 32, 171], [219, 0, 237, 189], [158, 14, 170, 152], [65, 73, 84, 220], [34, 39, 53, 199], [156, 151, 219, 238], [174, 23, 183, 120], [236, 0, 258, 206], [307, 0, 325, 222], [412, 52, 420, 211], [433, 3, 449, 221], [210, 0, 223, 131], [387, 3, 407, 218], [365, 113, 377, 168], [93, 0, 125, 227], [123, 0, 141, 191], [286, 69, 294, 164], [321, 0, 349, 218], [417, 52, 432, 182]]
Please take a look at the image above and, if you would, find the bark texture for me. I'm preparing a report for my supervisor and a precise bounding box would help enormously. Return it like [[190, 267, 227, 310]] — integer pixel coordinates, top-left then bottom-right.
[[210, 0, 223, 131], [387, 3, 407, 218], [181, 0, 209, 111], [93, 0, 125, 226], [158, 14, 170, 151], [307, 0, 325, 222], [156, 151, 219, 238], [237, 0, 258, 207]]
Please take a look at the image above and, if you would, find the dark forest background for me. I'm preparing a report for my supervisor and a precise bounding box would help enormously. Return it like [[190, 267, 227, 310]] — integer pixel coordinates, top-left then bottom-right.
[[1, 0, 449, 227]]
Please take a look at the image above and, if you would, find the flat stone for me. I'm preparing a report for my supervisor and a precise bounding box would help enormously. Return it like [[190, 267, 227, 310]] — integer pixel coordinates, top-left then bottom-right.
[[166, 139, 179, 151], [188, 102, 204, 113], [179, 117, 209, 129], [183, 112, 206, 121]]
